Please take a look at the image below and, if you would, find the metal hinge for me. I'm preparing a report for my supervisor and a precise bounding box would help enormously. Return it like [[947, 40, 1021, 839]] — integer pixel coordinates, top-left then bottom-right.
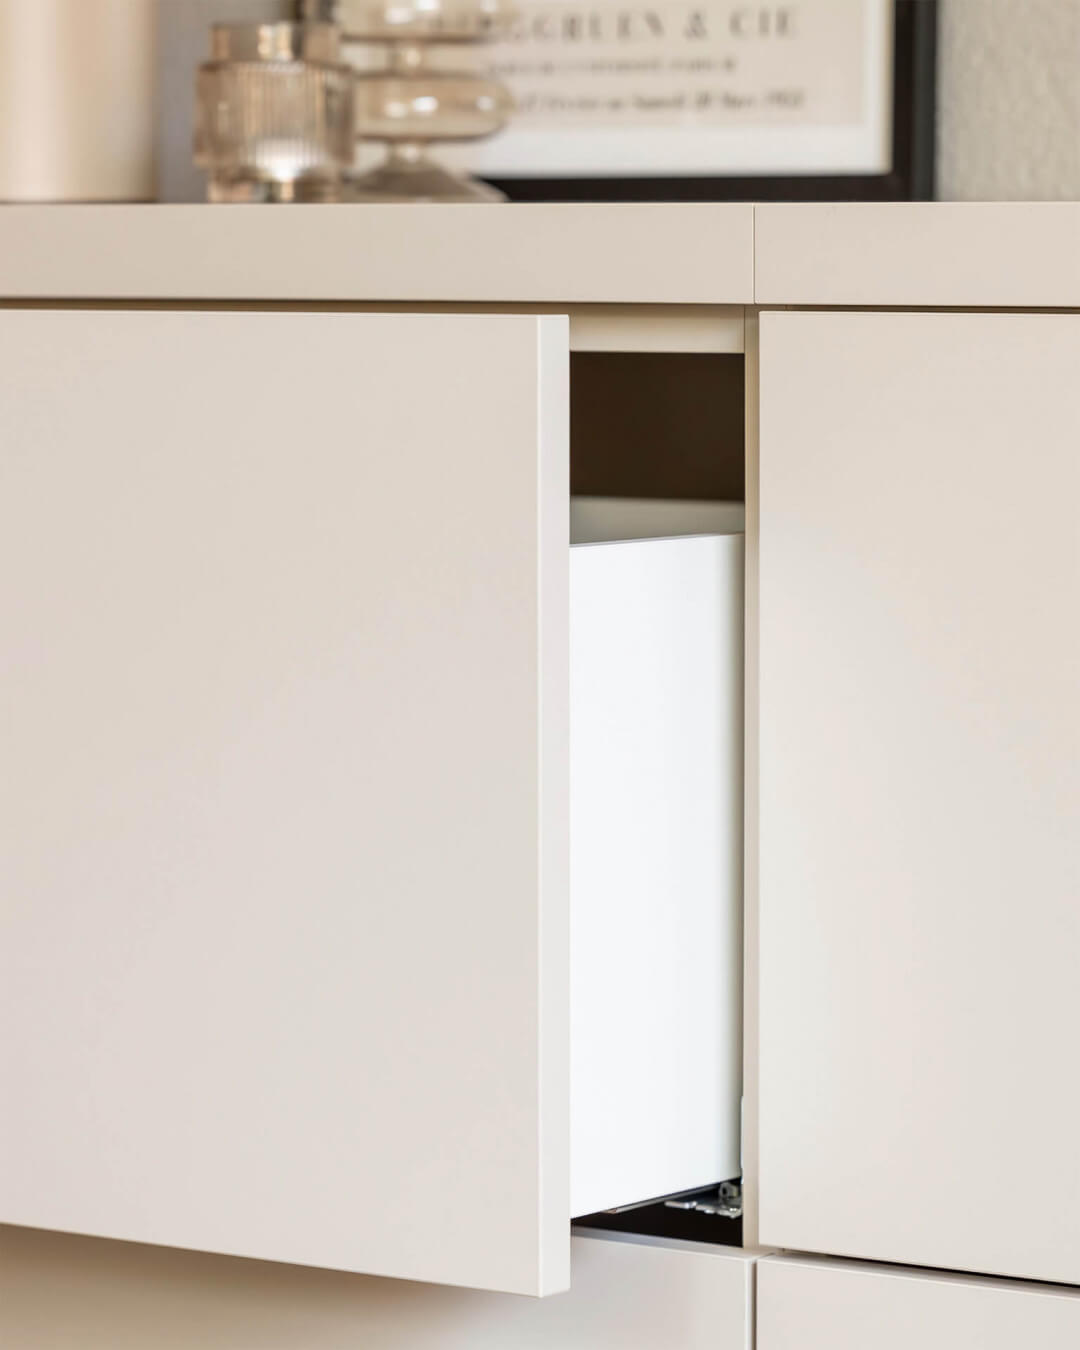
[[664, 1180, 743, 1220]]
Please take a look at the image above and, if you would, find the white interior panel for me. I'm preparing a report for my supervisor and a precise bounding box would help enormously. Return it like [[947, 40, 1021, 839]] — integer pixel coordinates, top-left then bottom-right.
[[571, 533, 744, 1216]]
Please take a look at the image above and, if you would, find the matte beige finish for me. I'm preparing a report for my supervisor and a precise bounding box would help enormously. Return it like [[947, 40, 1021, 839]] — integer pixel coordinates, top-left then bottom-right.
[[740, 309, 760, 1252], [0, 204, 755, 304], [0, 310, 569, 1296], [756, 203, 1080, 306], [565, 305, 744, 353], [758, 1256, 1080, 1350], [11, 202, 1080, 308], [0, 1226, 761, 1350], [0, 300, 743, 354], [757, 312, 1080, 1285], [395, 305, 743, 353], [0, 0, 155, 202]]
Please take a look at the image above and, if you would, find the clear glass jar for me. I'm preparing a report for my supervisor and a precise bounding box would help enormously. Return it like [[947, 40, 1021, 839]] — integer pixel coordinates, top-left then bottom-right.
[[194, 23, 355, 204], [302, 1, 515, 203]]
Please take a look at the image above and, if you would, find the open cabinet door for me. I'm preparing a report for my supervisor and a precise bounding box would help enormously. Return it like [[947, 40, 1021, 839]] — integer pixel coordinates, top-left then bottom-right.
[[0, 311, 569, 1296]]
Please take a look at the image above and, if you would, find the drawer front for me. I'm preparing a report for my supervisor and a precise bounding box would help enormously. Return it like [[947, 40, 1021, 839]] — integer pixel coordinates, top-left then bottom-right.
[[758, 1256, 1080, 1350], [0, 1226, 758, 1350], [756, 312, 1080, 1283], [0, 309, 569, 1295]]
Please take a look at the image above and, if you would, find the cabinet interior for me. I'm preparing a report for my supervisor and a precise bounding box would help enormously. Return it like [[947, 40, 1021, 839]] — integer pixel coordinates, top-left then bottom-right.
[[570, 351, 746, 1251], [571, 352, 745, 505]]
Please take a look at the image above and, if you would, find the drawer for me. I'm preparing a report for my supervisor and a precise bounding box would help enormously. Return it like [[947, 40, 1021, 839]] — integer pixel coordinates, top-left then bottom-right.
[[758, 1255, 1080, 1350], [0, 1225, 761, 1350], [0, 309, 744, 1295], [571, 519, 743, 1219]]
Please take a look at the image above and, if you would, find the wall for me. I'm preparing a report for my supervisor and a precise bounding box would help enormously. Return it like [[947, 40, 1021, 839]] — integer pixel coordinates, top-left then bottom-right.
[[938, 0, 1080, 200]]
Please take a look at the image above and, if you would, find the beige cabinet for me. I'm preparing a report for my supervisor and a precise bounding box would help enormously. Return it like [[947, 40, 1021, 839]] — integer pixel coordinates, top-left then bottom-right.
[[758, 1255, 1080, 1350], [0, 1226, 761, 1350], [756, 311, 1080, 1285], [0, 300, 745, 1298], [6, 203, 1080, 1343]]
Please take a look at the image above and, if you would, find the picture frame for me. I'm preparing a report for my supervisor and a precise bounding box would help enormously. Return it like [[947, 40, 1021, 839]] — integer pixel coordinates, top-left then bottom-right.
[[474, 1, 937, 203]]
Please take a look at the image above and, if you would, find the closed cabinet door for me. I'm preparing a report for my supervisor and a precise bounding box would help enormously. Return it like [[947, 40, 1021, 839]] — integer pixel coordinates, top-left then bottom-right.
[[757, 312, 1080, 1284], [758, 1256, 1080, 1350], [0, 1226, 761, 1350], [0, 310, 569, 1296]]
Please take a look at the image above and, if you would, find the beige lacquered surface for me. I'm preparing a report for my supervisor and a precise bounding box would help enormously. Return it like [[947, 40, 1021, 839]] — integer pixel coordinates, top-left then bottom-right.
[[756, 203, 1080, 307], [757, 312, 1080, 1285], [0, 203, 754, 303], [0, 310, 569, 1296], [0, 1226, 761, 1350], [758, 1256, 1080, 1350]]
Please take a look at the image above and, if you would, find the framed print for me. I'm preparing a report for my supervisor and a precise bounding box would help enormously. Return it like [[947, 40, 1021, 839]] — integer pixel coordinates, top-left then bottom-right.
[[453, 0, 936, 201]]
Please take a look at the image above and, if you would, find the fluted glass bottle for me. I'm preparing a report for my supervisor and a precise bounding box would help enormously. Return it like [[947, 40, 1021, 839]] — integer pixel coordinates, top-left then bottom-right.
[[303, 1, 515, 203], [195, 23, 355, 203]]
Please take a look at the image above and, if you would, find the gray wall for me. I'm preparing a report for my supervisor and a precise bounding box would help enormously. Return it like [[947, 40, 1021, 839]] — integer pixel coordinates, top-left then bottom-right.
[[159, 0, 1080, 201], [939, 0, 1080, 200]]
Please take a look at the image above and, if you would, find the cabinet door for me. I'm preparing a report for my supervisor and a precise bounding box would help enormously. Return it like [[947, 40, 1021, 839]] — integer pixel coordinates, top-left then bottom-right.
[[0, 310, 569, 1296], [757, 312, 1080, 1284], [758, 1256, 1080, 1350], [0, 1226, 760, 1350]]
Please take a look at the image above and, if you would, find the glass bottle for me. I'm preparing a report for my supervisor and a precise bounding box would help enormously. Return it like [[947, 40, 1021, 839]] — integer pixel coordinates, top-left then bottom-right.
[[303, 1, 516, 203], [194, 22, 355, 203]]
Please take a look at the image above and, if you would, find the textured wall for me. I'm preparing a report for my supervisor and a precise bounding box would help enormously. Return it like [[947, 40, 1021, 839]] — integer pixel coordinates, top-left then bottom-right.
[[937, 0, 1080, 200]]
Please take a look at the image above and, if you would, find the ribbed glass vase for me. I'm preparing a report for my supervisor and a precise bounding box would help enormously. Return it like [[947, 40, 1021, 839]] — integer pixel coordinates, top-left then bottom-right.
[[302, 1, 516, 203], [195, 23, 355, 203]]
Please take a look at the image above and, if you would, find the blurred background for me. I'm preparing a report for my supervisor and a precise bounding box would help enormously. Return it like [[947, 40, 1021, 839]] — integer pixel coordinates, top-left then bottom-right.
[[932, 0, 1080, 199], [153, 0, 1080, 202], [2, 0, 1078, 204]]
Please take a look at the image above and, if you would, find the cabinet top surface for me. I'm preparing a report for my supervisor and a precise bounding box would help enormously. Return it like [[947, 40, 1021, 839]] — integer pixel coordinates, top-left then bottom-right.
[[0, 202, 754, 306], [1, 202, 1078, 308], [755, 202, 1080, 307]]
